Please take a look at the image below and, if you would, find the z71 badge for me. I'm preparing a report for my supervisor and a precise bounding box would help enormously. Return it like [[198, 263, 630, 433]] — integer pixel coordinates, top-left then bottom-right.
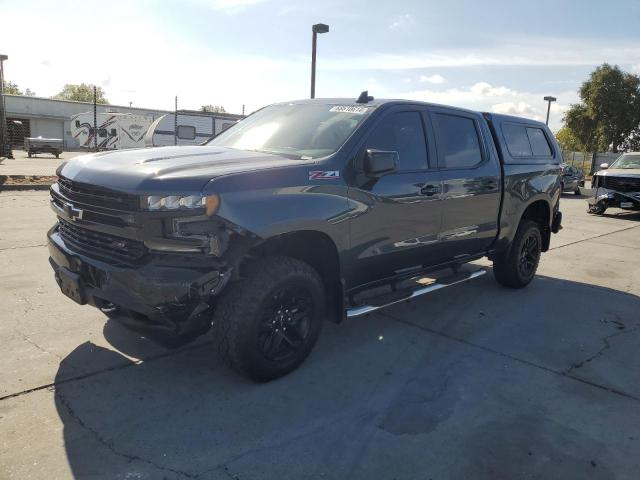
[[309, 170, 340, 180]]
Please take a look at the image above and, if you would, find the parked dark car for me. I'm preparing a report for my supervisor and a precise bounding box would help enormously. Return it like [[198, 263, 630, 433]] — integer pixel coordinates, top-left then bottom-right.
[[560, 163, 585, 195], [48, 95, 562, 381], [589, 152, 640, 214]]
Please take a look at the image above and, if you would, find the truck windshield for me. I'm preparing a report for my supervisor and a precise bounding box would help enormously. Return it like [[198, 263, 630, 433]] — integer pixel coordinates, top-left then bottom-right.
[[206, 103, 372, 159], [611, 153, 640, 169]]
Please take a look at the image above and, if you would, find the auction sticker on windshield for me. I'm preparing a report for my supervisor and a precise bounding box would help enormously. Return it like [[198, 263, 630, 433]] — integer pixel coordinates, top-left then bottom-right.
[[329, 106, 369, 114]]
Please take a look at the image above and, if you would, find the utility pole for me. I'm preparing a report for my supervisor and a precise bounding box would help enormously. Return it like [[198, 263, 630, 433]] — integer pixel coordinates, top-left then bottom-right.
[[0, 54, 13, 159], [174, 96, 178, 146], [544, 96, 557, 126], [242, 104, 245, 116], [93, 85, 98, 152], [310, 23, 329, 99]]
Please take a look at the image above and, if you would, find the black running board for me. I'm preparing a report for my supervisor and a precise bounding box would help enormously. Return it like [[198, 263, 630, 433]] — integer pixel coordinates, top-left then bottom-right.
[[346, 268, 487, 318]]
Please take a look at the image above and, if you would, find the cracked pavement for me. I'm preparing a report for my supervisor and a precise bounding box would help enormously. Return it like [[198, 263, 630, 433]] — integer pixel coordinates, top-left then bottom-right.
[[1, 190, 640, 479]]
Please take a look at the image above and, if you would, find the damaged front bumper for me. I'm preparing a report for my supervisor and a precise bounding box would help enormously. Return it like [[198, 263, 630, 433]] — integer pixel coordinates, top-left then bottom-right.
[[588, 188, 640, 211], [48, 225, 233, 344]]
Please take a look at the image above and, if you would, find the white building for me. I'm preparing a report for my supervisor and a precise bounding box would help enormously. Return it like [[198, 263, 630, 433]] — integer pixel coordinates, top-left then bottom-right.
[[4, 94, 242, 149]]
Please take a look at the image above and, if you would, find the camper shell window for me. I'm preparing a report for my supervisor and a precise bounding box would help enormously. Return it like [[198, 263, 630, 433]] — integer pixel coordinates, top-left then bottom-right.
[[177, 125, 196, 140]]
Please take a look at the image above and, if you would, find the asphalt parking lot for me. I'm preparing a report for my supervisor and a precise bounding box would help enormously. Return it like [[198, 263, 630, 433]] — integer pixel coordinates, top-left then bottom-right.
[[1, 191, 639, 479]]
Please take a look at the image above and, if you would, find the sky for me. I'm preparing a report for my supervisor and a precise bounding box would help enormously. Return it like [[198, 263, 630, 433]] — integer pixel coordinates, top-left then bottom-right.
[[1, 0, 640, 130]]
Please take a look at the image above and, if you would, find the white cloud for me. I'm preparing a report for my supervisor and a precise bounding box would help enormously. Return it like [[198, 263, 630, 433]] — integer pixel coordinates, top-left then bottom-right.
[[419, 74, 445, 84], [391, 81, 575, 130], [632, 64, 640, 74], [324, 37, 640, 71], [0, 0, 296, 114], [388, 14, 413, 30], [491, 101, 536, 116]]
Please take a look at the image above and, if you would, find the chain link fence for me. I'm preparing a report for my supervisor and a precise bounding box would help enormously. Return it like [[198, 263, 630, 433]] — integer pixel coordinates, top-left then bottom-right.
[[561, 151, 621, 176]]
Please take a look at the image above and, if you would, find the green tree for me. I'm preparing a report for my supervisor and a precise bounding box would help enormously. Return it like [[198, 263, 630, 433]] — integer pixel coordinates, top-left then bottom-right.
[[555, 126, 584, 152], [565, 64, 640, 153], [3, 80, 23, 95], [200, 104, 226, 113], [564, 104, 604, 152], [53, 83, 109, 104]]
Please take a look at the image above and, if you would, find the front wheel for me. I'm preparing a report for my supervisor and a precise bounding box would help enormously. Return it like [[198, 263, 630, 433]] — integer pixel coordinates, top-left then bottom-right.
[[493, 220, 542, 289], [212, 256, 325, 382]]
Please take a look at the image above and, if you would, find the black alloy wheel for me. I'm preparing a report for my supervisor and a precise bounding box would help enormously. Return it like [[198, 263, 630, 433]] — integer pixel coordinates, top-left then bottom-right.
[[258, 286, 315, 362], [518, 233, 540, 279]]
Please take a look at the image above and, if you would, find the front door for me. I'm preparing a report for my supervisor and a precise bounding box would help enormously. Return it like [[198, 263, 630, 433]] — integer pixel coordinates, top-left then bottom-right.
[[345, 108, 444, 288]]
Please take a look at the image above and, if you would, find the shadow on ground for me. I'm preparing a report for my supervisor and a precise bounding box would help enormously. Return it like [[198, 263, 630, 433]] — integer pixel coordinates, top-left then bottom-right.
[[53, 273, 640, 479]]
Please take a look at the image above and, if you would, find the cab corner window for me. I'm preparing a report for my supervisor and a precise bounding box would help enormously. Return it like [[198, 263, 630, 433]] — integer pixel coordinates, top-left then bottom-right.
[[527, 127, 553, 157], [502, 123, 532, 157], [365, 111, 428, 171], [434, 113, 483, 169]]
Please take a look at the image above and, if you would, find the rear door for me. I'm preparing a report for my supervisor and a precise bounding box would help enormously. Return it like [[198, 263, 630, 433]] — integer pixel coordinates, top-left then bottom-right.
[[429, 107, 501, 260], [346, 106, 444, 287]]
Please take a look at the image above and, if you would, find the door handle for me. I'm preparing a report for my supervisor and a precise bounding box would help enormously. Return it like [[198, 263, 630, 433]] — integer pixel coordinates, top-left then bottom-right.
[[420, 184, 441, 196]]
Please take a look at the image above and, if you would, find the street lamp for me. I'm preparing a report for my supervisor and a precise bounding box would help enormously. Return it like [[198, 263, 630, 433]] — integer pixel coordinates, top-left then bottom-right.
[[310, 23, 329, 99], [0, 54, 12, 159], [544, 96, 557, 126]]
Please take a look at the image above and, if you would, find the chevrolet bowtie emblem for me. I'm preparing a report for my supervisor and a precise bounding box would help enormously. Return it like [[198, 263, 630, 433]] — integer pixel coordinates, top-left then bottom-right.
[[63, 202, 84, 221]]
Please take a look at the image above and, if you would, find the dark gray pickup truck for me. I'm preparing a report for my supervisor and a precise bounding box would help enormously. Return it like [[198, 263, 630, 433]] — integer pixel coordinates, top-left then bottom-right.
[[48, 94, 562, 381]]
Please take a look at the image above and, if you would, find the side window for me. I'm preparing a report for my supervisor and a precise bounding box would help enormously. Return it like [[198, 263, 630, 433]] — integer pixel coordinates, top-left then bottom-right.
[[526, 127, 552, 157], [177, 125, 196, 140], [434, 113, 483, 169], [503, 124, 532, 157], [365, 111, 428, 171]]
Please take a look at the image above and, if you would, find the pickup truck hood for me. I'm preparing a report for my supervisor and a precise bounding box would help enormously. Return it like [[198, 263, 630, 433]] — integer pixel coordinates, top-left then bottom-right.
[[58, 146, 304, 193], [595, 168, 640, 177]]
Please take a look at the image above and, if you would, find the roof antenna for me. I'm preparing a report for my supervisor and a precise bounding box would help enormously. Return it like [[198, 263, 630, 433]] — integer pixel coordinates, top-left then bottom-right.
[[356, 90, 374, 104]]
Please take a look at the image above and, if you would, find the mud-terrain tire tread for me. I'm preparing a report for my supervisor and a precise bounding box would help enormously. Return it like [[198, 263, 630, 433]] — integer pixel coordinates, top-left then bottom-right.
[[493, 220, 542, 289], [212, 255, 324, 381]]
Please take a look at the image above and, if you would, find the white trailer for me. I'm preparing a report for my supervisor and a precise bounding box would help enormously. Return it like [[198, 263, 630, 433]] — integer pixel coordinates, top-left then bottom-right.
[[71, 112, 153, 150], [144, 112, 240, 147]]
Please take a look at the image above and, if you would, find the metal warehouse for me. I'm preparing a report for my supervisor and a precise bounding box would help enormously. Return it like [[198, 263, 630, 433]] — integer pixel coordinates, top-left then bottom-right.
[[3, 94, 242, 149]]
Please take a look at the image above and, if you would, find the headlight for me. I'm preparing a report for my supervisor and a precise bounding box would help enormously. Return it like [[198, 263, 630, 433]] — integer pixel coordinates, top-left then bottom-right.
[[143, 194, 219, 216]]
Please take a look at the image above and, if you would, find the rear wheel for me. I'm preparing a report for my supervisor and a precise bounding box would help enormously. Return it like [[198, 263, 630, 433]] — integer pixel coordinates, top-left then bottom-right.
[[213, 256, 325, 381], [493, 220, 542, 289]]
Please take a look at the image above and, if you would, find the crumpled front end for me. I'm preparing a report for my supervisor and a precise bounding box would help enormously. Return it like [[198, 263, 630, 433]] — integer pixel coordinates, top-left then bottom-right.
[[47, 176, 260, 346], [589, 174, 640, 211]]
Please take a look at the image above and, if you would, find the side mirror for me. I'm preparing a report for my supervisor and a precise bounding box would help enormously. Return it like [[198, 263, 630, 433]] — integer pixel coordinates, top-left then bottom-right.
[[600, 163, 609, 170], [364, 149, 398, 175]]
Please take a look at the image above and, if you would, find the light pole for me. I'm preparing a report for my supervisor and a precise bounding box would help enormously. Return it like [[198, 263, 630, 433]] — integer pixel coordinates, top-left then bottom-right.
[[310, 23, 329, 99], [544, 96, 557, 126], [0, 54, 12, 159]]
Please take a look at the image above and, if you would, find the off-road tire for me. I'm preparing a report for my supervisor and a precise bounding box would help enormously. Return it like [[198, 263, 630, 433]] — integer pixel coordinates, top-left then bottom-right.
[[212, 256, 325, 382], [493, 220, 542, 289]]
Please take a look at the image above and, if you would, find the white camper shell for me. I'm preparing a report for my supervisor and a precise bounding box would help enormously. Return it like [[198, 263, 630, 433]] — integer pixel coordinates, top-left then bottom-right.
[[71, 112, 153, 149], [144, 112, 239, 147]]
